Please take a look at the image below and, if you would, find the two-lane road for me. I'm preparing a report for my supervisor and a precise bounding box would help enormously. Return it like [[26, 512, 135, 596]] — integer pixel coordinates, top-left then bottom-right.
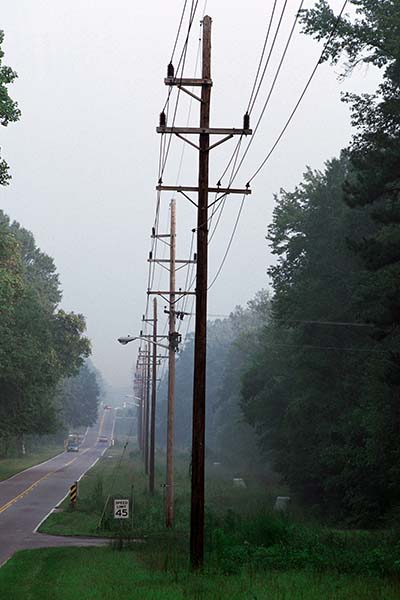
[[0, 408, 114, 565]]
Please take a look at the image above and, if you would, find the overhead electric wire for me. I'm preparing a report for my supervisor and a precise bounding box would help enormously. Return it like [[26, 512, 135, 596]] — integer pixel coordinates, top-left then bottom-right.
[[248, 0, 288, 115], [247, 0, 349, 185], [170, 0, 189, 65], [210, 0, 282, 229], [207, 0, 297, 259], [229, 0, 305, 186], [207, 194, 245, 290], [160, 0, 200, 179], [141, 1, 203, 361], [208, 0, 348, 291], [246, 0, 279, 114]]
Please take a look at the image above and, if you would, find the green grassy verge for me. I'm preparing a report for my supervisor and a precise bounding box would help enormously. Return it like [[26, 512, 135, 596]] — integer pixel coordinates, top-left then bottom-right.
[[39, 442, 400, 581], [1, 546, 399, 600], [0, 445, 64, 481]]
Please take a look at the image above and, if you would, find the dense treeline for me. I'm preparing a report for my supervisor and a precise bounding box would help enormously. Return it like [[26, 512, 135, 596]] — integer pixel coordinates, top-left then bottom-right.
[[247, 0, 400, 525], [159, 1, 400, 527], [0, 211, 101, 455]]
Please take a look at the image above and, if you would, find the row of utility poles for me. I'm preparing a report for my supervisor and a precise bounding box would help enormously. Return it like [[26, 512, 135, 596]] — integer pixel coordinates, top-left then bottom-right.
[[124, 15, 252, 569]]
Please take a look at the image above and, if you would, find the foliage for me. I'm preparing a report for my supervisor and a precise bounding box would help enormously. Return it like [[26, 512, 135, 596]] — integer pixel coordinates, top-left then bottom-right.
[[58, 361, 102, 430], [156, 294, 269, 470], [0, 30, 21, 185], [0, 210, 91, 454], [240, 153, 400, 525]]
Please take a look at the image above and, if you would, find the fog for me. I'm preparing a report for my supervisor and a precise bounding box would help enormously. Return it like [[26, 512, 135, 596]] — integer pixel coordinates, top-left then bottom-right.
[[0, 1, 380, 387]]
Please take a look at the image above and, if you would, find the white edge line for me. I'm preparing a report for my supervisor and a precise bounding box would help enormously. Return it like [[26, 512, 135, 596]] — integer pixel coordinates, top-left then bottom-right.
[[33, 443, 111, 534]]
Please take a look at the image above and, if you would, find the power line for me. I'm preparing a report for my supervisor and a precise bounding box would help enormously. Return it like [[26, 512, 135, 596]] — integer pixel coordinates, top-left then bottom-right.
[[247, 0, 349, 185], [246, 0, 279, 114], [230, 0, 304, 184], [207, 0, 348, 291], [248, 0, 288, 115], [170, 0, 189, 64]]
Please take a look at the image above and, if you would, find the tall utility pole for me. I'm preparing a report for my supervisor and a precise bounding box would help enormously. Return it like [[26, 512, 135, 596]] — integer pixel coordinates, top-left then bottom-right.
[[190, 15, 212, 569], [166, 198, 176, 527], [156, 15, 252, 568], [147, 200, 196, 526], [149, 298, 158, 495]]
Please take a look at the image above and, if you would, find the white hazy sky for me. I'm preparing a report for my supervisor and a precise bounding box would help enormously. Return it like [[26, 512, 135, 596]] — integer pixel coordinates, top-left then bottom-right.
[[1, 1, 380, 388]]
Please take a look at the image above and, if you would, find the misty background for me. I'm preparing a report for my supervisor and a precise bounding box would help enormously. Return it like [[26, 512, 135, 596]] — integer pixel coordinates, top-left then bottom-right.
[[0, 0, 380, 389]]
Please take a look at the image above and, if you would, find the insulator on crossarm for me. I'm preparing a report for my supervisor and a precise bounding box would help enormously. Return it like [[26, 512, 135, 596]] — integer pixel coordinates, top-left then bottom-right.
[[243, 112, 250, 130], [149, 251, 152, 259], [152, 227, 155, 236], [167, 62, 174, 78], [159, 111, 166, 128]]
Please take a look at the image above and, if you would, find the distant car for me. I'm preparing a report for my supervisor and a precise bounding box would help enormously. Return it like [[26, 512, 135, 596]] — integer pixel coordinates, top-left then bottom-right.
[[104, 405, 112, 410], [98, 436, 108, 443], [66, 441, 79, 452]]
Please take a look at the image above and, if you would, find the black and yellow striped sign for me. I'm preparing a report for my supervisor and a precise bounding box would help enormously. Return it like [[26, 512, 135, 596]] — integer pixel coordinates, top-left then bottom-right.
[[70, 482, 78, 504]]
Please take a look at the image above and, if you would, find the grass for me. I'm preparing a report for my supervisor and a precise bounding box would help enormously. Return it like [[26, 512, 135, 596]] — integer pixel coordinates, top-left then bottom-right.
[[0, 445, 63, 481], [38, 439, 400, 581], [40, 442, 282, 538], [0, 430, 398, 598], [0, 546, 399, 600]]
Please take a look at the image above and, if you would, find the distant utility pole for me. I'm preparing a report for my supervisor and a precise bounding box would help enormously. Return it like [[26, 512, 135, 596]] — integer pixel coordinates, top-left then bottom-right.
[[148, 199, 196, 526], [149, 297, 157, 495], [166, 198, 176, 528], [145, 342, 151, 474], [138, 346, 150, 471], [134, 366, 143, 452], [157, 15, 252, 568]]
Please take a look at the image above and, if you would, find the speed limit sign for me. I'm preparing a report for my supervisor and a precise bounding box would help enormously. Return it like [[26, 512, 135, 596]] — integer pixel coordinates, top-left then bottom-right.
[[114, 499, 129, 519]]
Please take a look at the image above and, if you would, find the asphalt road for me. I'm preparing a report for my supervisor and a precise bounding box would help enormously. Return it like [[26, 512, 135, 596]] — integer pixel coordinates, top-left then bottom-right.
[[0, 408, 115, 566]]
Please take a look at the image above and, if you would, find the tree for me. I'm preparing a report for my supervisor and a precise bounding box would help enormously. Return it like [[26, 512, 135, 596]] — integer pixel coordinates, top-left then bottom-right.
[[0, 30, 21, 185], [0, 211, 91, 453], [59, 362, 102, 430], [240, 157, 396, 524]]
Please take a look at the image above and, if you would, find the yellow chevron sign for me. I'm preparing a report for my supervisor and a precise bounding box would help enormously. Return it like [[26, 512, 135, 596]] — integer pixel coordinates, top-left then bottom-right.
[[70, 482, 78, 504]]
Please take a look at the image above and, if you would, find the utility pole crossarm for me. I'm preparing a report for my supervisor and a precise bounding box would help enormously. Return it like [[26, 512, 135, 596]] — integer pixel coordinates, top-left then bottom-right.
[[164, 77, 212, 87], [156, 126, 252, 136], [156, 185, 251, 195], [148, 259, 196, 264], [147, 290, 196, 295]]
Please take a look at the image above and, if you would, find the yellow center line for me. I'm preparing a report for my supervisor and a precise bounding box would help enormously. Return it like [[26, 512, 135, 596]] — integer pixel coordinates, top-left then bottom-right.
[[0, 447, 91, 515]]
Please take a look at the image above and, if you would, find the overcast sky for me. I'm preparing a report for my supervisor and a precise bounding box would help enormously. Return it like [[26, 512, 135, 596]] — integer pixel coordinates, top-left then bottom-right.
[[1, 1, 380, 389]]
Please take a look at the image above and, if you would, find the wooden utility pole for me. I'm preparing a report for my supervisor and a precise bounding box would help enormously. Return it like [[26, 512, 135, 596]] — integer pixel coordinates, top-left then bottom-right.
[[190, 14, 212, 569], [166, 198, 176, 527], [156, 16, 251, 562], [144, 343, 151, 474], [149, 298, 157, 495], [134, 366, 143, 452], [147, 200, 195, 525]]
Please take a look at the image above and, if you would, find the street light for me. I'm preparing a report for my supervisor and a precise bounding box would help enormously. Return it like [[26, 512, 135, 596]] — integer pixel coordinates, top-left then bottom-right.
[[117, 335, 170, 351], [118, 335, 136, 345]]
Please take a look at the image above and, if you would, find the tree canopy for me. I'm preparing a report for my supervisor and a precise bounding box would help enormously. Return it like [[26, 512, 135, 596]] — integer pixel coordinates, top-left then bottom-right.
[[0, 30, 21, 185]]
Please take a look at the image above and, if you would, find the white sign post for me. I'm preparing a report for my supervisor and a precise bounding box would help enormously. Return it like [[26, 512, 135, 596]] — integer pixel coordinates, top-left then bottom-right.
[[114, 499, 129, 519]]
